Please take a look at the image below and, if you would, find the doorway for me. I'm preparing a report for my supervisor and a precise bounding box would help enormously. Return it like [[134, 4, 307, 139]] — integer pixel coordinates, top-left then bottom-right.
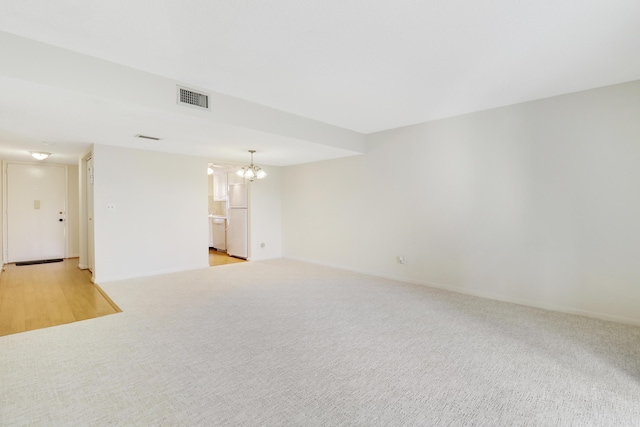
[[207, 164, 248, 266], [86, 156, 95, 273], [4, 162, 67, 263], [209, 248, 246, 266]]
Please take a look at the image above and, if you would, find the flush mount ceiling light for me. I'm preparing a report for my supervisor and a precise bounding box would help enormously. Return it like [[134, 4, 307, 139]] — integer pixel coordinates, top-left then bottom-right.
[[30, 151, 51, 160], [236, 150, 267, 181]]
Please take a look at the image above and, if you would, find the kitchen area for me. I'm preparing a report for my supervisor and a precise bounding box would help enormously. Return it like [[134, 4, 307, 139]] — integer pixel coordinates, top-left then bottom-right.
[[208, 164, 248, 266]]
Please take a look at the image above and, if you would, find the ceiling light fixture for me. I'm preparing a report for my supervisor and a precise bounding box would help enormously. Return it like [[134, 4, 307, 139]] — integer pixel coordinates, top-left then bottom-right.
[[236, 150, 267, 181], [30, 151, 51, 160]]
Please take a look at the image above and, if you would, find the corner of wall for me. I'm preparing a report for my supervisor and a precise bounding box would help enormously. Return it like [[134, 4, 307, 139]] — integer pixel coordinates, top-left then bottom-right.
[[249, 165, 283, 261], [0, 159, 4, 265]]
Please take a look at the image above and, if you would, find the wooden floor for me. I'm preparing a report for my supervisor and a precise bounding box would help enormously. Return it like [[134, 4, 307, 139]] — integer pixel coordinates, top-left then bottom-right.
[[0, 252, 241, 337], [0, 258, 120, 337], [209, 248, 246, 266]]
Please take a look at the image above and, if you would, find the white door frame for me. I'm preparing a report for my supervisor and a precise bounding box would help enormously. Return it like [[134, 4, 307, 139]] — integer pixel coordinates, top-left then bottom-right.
[[78, 151, 95, 282], [2, 160, 69, 264]]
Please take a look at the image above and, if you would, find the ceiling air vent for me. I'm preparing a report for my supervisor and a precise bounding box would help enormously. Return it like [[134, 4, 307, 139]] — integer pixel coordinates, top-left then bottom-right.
[[177, 85, 210, 110], [135, 134, 161, 141]]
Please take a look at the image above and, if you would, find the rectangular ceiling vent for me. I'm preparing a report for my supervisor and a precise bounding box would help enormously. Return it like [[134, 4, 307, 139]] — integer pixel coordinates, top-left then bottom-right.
[[135, 134, 161, 141], [177, 85, 210, 110]]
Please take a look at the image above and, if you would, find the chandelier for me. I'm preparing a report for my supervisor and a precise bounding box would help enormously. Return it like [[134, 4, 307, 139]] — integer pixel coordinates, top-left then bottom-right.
[[236, 150, 267, 181]]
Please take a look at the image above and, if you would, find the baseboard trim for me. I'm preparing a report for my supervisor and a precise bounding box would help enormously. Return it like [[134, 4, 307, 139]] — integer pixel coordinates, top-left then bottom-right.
[[96, 263, 210, 284], [283, 256, 640, 327], [93, 283, 123, 313]]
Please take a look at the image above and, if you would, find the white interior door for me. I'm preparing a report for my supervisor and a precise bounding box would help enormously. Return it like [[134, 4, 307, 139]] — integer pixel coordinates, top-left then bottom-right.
[[86, 157, 95, 272], [6, 163, 66, 263]]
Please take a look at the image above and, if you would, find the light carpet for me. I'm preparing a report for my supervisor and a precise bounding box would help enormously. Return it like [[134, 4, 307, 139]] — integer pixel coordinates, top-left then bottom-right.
[[1, 259, 639, 426]]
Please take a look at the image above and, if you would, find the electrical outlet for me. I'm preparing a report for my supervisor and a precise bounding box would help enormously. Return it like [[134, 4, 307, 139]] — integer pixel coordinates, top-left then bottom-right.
[[106, 203, 116, 211], [398, 255, 405, 264]]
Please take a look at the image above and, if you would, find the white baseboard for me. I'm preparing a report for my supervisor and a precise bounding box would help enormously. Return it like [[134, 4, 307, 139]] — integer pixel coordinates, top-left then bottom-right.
[[283, 255, 640, 327], [95, 263, 210, 284]]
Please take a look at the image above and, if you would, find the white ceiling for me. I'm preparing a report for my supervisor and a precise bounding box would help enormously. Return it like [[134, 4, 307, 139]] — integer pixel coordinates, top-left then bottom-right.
[[0, 73, 358, 166], [1, 0, 640, 165]]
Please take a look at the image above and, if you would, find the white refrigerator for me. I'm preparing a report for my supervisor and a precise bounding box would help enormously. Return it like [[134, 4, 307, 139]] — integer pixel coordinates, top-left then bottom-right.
[[227, 181, 248, 259]]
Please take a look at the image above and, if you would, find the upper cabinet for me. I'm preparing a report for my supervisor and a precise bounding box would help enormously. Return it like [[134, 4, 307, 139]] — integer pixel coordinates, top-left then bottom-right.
[[210, 167, 246, 201], [213, 172, 228, 201]]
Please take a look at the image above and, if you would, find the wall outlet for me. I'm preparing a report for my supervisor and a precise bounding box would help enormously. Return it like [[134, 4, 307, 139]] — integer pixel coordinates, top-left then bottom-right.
[[106, 203, 116, 211], [398, 255, 405, 264]]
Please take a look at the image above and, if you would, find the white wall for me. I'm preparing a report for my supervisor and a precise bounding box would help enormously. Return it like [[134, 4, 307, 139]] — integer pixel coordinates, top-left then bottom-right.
[[248, 165, 282, 261], [78, 152, 90, 270], [92, 144, 208, 282], [282, 80, 640, 326], [66, 164, 80, 257], [0, 163, 3, 269]]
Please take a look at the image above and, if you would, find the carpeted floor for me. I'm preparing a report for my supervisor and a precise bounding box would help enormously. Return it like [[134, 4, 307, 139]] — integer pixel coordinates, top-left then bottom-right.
[[1, 259, 639, 426]]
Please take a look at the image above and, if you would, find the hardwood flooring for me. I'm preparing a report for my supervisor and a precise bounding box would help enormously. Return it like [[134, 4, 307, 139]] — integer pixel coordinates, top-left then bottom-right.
[[209, 249, 246, 266], [0, 252, 243, 337], [0, 258, 120, 337]]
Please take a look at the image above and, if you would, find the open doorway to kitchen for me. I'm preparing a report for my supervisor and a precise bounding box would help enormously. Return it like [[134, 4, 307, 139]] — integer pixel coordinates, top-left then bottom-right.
[[207, 163, 248, 267], [209, 249, 245, 266]]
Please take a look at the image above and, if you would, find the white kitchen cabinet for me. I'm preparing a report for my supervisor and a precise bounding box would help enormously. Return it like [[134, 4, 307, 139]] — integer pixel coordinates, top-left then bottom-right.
[[212, 216, 227, 250], [213, 172, 228, 200]]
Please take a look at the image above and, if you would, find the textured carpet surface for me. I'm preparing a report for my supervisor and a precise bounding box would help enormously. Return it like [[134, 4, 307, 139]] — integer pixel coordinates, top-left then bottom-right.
[[1, 259, 640, 426]]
